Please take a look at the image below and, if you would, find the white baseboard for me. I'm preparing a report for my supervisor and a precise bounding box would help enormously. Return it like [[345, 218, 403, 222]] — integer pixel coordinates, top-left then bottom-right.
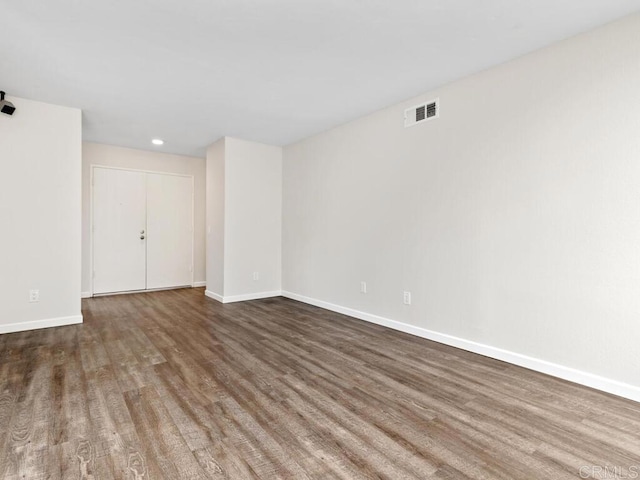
[[204, 290, 224, 302], [205, 289, 282, 304], [0, 315, 83, 335], [192, 281, 206, 288], [224, 291, 282, 303], [281, 291, 640, 403], [81, 291, 92, 299]]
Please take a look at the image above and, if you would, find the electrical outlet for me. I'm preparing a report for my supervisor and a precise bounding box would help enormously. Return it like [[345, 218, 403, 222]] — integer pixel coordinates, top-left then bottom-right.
[[403, 291, 411, 305], [252, 272, 259, 281], [360, 281, 367, 294], [29, 289, 40, 303]]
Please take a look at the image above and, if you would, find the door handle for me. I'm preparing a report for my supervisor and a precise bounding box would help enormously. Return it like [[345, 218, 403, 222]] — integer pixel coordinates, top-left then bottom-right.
[[140, 235, 146, 240]]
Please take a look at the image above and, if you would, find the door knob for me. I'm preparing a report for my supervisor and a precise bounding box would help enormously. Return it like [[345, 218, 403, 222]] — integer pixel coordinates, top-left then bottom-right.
[[140, 235, 145, 240]]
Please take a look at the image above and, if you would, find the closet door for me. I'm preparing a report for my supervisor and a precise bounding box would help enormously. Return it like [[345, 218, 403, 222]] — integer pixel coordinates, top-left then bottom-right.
[[146, 173, 193, 289], [93, 168, 147, 294]]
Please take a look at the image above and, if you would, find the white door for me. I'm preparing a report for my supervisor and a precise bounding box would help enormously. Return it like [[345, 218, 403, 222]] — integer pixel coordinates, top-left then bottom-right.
[[93, 168, 147, 294], [146, 173, 193, 289]]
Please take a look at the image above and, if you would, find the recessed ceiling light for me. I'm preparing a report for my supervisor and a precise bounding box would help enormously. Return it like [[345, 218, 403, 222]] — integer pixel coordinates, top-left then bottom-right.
[[152, 138, 164, 146]]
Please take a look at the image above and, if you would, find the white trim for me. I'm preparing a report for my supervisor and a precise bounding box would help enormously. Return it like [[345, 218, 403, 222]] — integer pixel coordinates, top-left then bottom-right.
[[205, 290, 281, 304], [205, 290, 224, 302], [90, 165, 95, 296], [81, 291, 92, 298], [0, 315, 83, 335], [223, 291, 282, 303], [191, 175, 195, 288], [281, 291, 640, 403], [192, 281, 206, 288], [90, 164, 194, 178]]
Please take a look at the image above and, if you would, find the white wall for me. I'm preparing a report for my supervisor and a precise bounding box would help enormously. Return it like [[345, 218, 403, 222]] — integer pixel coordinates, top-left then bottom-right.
[[224, 137, 282, 297], [0, 96, 82, 333], [206, 138, 226, 296], [283, 14, 640, 397], [82, 142, 206, 294], [206, 137, 282, 301]]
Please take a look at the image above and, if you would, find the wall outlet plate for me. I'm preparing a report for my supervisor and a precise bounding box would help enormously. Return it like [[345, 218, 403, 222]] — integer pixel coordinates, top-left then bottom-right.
[[403, 291, 411, 305], [29, 289, 40, 303]]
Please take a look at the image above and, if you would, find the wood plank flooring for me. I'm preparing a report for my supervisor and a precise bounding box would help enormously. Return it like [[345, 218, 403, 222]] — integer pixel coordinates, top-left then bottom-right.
[[1, 288, 639, 479]]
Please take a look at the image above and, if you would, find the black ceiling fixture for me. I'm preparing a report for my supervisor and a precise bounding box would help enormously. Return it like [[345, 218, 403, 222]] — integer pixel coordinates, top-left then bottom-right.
[[0, 91, 16, 116]]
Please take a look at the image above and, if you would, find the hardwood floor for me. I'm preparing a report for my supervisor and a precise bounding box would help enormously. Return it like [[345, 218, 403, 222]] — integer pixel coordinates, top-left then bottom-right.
[[1, 288, 639, 479]]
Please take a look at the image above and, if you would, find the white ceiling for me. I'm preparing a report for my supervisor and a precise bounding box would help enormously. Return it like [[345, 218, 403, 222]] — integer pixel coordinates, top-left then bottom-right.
[[2, 1, 639, 157]]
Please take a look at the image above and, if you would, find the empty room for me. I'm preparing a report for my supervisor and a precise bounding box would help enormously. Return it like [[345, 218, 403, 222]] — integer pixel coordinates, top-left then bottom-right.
[[2, 1, 640, 479]]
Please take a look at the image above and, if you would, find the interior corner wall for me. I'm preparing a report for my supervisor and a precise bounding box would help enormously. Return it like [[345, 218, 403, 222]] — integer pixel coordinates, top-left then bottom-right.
[[205, 137, 282, 301], [223, 137, 282, 298], [81, 142, 206, 295], [0, 96, 82, 333], [206, 138, 226, 297], [282, 14, 640, 396]]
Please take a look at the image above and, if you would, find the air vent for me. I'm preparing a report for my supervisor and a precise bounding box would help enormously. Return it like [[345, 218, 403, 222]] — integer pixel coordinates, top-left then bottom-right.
[[404, 98, 439, 128]]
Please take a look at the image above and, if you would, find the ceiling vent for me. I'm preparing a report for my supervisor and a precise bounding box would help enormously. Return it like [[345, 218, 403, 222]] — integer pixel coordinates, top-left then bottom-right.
[[404, 98, 438, 128]]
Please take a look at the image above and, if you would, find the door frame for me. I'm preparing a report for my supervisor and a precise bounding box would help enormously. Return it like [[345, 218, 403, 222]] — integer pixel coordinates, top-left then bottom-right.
[[89, 165, 195, 297]]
